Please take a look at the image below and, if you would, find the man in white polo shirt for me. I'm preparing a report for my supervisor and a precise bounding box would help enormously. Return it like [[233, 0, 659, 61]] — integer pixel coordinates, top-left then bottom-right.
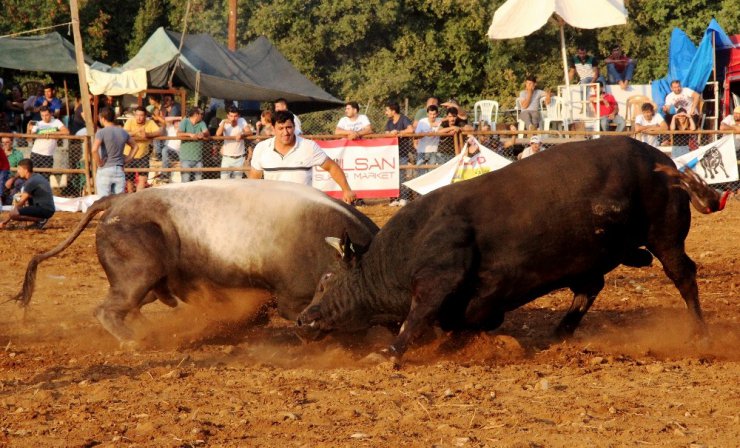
[[249, 110, 356, 204]]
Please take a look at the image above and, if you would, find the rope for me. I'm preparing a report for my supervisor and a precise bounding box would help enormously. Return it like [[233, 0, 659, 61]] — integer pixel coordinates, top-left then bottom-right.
[[168, 0, 192, 87], [0, 22, 74, 39]]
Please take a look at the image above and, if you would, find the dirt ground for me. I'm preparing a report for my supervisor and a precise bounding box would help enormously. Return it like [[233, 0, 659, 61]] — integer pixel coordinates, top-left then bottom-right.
[[0, 199, 738, 448]]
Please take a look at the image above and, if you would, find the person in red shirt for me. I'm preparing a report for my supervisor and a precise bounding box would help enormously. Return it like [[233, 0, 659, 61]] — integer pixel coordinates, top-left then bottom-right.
[[590, 88, 625, 132], [604, 45, 636, 90]]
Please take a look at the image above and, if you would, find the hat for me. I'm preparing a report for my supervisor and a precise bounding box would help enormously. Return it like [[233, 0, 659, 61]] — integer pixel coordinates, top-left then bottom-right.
[[734, 106, 740, 114], [530, 136, 541, 144]]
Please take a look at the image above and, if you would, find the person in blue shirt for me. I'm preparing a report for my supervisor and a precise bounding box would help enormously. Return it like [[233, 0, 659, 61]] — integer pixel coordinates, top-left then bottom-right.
[[31, 84, 63, 120]]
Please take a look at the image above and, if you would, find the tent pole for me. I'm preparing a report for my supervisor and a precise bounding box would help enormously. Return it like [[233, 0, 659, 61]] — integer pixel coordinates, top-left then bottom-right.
[[168, 0, 192, 87], [559, 21, 573, 125]]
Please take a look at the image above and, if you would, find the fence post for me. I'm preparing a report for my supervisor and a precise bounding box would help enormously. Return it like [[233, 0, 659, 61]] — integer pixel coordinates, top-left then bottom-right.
[[82, 136, 95, 195]]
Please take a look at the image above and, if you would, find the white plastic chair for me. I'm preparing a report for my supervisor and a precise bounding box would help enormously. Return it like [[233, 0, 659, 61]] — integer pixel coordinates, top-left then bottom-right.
[[540, 96, 570, 132], [473, 100, 499, 128]]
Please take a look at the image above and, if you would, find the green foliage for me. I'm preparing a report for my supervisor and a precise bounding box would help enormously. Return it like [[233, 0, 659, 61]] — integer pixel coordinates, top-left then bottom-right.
[[1, 0, 738, 112]]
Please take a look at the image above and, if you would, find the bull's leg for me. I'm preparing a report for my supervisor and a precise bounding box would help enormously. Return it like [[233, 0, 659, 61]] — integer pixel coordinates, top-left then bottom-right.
[[389, 270, 466, 367], [718, 162, 729, 178], [554, 275, 605, 338], [651, 247, 706, 335]]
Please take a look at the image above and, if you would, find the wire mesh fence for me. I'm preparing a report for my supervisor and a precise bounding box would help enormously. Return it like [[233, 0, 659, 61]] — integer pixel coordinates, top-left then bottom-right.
[[2, 129, 738, 207]]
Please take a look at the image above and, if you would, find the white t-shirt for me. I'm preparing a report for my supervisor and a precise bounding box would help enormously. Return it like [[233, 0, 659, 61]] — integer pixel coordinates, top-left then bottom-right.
[[415, 118, 441, 153], [165, 123, 181, 151], [31, 118, 65, 156], [721, 115, 737, 127], [220, 117, 249, 156], [251, 136, 328, 185], [635, 114, 665, 148], [293, 114, 303, 135], [664, 88, 696, 113], [337, 115, 371, 132]]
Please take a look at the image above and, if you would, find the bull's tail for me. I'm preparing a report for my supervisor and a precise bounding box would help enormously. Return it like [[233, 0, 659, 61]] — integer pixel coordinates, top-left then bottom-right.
[[654, 164, 731, 214], [10, 195, 119, 308]]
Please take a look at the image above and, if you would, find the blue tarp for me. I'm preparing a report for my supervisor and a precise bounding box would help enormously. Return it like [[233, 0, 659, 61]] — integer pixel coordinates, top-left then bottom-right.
[[652, 19, 734, 115]]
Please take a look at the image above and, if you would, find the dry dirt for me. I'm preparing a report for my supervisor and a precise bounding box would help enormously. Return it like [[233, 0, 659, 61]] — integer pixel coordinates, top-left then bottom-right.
[[0, 200, 738, 447]]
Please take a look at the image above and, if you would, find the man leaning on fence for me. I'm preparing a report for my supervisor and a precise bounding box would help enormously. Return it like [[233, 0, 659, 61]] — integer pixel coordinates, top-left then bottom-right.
[[93, 107, 136, 196], [414, 104, 443, 174], [634, 103, 667, 149], [124, 106, 163, 192], [0, 159, 54, 230], [249, 110, 356, 204], [216, 105, 251, 179], [177, 107, 210, 183], [26, 105, 69, 179], [335, 101, 373, 140], [720, 106, 740, 132]]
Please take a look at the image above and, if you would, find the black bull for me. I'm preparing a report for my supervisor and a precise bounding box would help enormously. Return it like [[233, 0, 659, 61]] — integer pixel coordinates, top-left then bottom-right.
[[298, 137, 729, 364]]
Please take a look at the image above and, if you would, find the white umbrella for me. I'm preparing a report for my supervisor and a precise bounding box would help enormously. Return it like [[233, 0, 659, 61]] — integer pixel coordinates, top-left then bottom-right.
[[487, 0, 628, 119]]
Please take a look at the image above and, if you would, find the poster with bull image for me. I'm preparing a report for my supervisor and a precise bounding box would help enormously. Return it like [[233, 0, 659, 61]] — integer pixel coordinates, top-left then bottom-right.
[[314, 137, 400, 198], [404, 137, 512, 195], [672, 135, 739, 184]]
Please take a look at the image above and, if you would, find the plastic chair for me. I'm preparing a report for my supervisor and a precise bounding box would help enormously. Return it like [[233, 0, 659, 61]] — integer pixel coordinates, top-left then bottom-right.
[[624, 95, 653, 130], [540, 96, 570, 132], [473, 100, 499, 128]]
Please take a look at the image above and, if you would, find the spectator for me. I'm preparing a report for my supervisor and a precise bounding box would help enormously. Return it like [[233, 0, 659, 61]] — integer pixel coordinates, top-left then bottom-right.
[[604, 45, 636, 90], [256, 110, 275, 136], [0, 158, 54, 229], [384, 102, 414, 135], [6, 84, 25, 132], [248, 110, 356, 204], [2, 136, 23, 168], [177, 107, 210, 183], [384, 101, 414, 207], [216, 105, 251, 179], [274, 98, 302, 135], [23, 86, 43, 129], [719, 106, 740, 132], [123, 106, 163, 192], [335, 101, 373, 140], [27, 105, 69, 179], [669, 108, 697, 154], [569, 47, 605, 85], [518, 75, 550, 130], [32, 84, 62, 120], [162, 94, 182, 118], [0, 136, 9, 198], [440, 98, 470, 123], [478, 123, 516, 155], [92, 107, 136, 196], [590, 87, 625, 131], [662, 80, 700, 124], [438, 107, 466, 161], [414, 104, 443, 174], [517, 135, 543, 160], [161, 116, 182, 182], [413, 96, 440, 129], [634, 103, 667, 149]]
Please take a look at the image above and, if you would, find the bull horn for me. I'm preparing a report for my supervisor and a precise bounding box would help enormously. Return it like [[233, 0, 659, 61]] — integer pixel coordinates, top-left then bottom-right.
[[325, 237, 344, 258]]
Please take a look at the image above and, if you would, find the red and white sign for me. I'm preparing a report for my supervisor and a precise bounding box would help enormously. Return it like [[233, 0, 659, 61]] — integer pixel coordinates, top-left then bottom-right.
[[314, 137, 400, 199]]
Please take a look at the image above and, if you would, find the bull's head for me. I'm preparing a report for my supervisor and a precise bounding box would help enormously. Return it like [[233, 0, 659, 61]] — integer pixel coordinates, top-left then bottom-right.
[[296, 232, 372, 334], [655, 164, 730, 213]]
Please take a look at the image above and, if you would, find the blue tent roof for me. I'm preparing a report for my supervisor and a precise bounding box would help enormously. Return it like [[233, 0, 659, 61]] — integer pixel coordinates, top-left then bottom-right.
[[651, 19, 734, 114]]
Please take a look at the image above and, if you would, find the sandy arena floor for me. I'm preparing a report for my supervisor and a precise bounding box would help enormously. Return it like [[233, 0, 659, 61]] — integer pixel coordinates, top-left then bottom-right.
[[0, 199, 738, 447]]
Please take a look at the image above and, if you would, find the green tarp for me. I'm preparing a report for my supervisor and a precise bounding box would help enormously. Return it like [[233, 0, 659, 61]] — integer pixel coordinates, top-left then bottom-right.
[[123, 28, 343, 113], [0, 32, 92, 74]]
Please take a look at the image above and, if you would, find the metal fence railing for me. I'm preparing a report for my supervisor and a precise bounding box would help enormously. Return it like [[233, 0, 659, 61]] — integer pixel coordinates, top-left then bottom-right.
[[2, 130, 737, 206]]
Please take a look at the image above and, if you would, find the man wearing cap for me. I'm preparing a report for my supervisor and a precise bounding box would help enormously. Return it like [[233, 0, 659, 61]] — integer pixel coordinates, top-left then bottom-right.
[[177, 107, 210, 183], [720, 106, 740, 132], [518, 136, 543, 160], [590, 87, 625, 132]]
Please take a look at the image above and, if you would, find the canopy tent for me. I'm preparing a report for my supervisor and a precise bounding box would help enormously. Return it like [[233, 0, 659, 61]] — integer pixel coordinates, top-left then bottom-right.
[[0, 32, 92, 74], [0, 32, 147, 95], [651, 19, 734, 115], [122, 28, 343, 113], [487, 0, 628, 96]]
